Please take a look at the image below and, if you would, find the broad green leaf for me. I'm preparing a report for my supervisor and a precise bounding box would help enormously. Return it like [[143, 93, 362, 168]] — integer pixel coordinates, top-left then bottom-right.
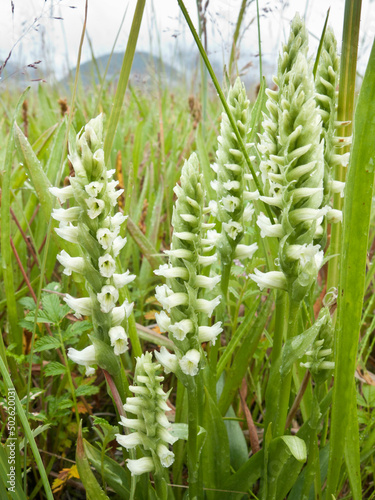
[[327, 25, 375, 498], [83, 439, 130, 498], [202, 387, 231, 498], [44, 362, 66, 377], [34, 336, 61, 352], [76, 426, 110, 500], [14, 123, 53, 223]]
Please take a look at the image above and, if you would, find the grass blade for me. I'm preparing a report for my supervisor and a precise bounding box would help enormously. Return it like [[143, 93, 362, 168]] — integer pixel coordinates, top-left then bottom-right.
[[326, 31, 375, 499], [103, 0, 146, 165]]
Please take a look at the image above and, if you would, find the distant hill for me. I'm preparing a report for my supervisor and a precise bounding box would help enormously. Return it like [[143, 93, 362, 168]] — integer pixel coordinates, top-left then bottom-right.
[[60, 51, 180, 88]]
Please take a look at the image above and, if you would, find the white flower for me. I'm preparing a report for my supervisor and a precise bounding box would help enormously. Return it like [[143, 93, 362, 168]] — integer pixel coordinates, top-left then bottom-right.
[[198, 322, 223, 344], [49, 185, 74, 203], [234, 243, 258, 260], [86, 197, 105, 219], [326, 209, 342, 223], [52, 207, 81, 223], [173, 231, 196, 242], [222, 221, 243, 240], [289, 207, 328, 225], [97, 228, 117, 250], [109, 326, 128, 355], [97, 285, 119, 313], [98, 254, 116, 278], [208, 200, 218, 217], [243, 190, 260, 201], [243, 204, 255, 222], [116, 432, 142, 450], [201, 229, 220, 246], [64, 295, 92, 319], [196, 296, 221, 317], [179, 349, 200, 376], [223, 180, 241, 191], [157, 443, 175, 467], [55, 223, 80, 244], [256, 213, 284, 238], [169, 319, 193, 341], [120, 415, 146, 431], [154, 264, 188, 280], [126, 457, 155, 476], [158, 426, 178, 444], [210, 179, 220, 191], [286, 244, 323, 269], [107, 168, 116, 178], [109, 213, 128, 229], [250, 269, 287, 291], [108, 188, 124, 207], [113, 271, 136, 289], [164, 248, 192, 259], [112, 236, 127, 257], [85, 181, 103, 198], [198, 255, 217, 267], [155, 285, 188, 312], [112, 300, 134, 326], [154, 347, 178, 374], [155, 310, 171, 333], [57, 250, 85, 276], [330, 180, 345, 197], [221, 195, 240, 212], [195, 274, 221, 290], [67, 345, 96, 376]]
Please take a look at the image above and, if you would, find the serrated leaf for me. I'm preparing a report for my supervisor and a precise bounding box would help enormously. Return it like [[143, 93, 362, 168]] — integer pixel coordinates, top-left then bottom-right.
[[75, 385, 99, 397], [42, 292, 66, 324], [34, 336, 61, 352], [44, 362, 66, 377], [18, 297, 37, 311]]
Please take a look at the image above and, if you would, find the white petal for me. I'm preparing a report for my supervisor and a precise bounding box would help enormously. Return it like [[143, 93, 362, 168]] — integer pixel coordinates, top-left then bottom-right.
[[113, 271, 136, 288], [198, 322, 222, 345], [49, 185, 74, 203], [126, 457, 154, 476], [250, 269, 287, 291], [179, 349, 200, 376]]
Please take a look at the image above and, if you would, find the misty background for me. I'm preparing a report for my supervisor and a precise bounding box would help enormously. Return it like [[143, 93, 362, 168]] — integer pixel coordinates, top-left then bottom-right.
[[0, 0, 374, 93]]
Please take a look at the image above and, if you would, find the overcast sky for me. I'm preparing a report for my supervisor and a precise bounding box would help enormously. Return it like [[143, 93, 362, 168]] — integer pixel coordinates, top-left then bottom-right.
[[0, 0, 374, 82]]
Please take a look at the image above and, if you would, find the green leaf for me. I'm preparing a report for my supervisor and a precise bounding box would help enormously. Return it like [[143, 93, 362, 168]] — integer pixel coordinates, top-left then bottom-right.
[[266, 435, 307, 500], [14, 122, 53, 222], [201, 387, 231, 498], [34, 336, 61, 353], [126, 216, 163, 269], [75, 385, 99, 397], [83, 439, 130, 497], [44, 362, 66, 377], [327, 23, 375, 498], [76, 426, 110, 500]]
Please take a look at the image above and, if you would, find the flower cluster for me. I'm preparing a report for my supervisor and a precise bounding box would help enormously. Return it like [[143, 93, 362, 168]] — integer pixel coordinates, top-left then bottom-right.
[[251, 15, 327, 302], [300, 308, 334, 385], [116, 352, 177, 475], [153, 153, 222, 378], [50, 115, 135, 374], [210, 77, 258, 264]]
